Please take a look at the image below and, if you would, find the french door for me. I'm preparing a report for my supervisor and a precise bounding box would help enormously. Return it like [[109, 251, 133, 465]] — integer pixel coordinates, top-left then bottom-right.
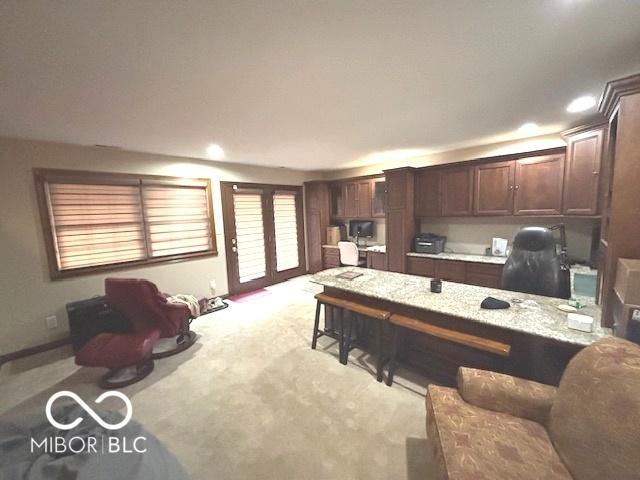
[[221, 182, 306, 294]]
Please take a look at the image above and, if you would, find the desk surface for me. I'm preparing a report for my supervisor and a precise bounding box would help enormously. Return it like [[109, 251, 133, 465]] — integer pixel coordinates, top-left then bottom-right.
[[310, 267, 610, 347]]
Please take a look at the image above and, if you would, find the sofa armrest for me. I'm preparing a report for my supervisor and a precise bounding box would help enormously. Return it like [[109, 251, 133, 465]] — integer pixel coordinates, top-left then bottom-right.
[[457, 367, 557, 426]]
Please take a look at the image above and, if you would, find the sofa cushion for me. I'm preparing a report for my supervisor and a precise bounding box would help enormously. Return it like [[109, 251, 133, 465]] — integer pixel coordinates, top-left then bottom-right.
[[548, 337, 640, 480], [426, 385, 572, 480]]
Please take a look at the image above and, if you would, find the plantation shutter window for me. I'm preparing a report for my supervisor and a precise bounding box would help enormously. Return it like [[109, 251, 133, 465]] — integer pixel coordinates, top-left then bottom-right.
[[232, 192, 267, 283], [141, 181, 213, 258], [34, 169, 217, 279], [47, 182, 146, 270], [273, 192, 300, 272]]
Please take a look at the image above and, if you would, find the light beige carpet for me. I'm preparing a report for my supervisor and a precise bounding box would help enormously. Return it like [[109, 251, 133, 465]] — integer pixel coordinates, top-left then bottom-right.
[[0, 275, 434, 479]]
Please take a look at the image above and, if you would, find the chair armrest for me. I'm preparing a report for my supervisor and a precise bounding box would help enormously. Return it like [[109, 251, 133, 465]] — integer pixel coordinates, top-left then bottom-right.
[[457, 367, 557, 426]]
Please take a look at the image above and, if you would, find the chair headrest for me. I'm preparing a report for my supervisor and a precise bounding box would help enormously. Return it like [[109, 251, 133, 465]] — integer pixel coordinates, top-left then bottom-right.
[[512, 227, 555, 252]]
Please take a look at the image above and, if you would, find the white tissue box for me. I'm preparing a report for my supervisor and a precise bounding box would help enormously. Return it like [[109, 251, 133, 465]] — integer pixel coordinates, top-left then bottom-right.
[[567, 313, 593, 333]]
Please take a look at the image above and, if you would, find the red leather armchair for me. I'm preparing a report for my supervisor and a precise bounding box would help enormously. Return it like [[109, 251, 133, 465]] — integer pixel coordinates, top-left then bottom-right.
[[105, 278, 202, 358]]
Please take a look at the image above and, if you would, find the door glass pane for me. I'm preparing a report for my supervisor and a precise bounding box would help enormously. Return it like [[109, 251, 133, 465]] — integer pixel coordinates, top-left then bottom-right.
[[273, 193, 299, 272], [233, 193, 266, 283]]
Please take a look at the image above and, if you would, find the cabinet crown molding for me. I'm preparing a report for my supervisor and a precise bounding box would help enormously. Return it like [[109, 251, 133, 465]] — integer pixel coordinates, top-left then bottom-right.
[[599, 73, 640, 119]]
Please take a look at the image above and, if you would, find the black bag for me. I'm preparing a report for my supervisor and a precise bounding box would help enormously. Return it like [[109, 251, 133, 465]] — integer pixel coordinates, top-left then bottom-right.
[[66, 296, 133, 352]]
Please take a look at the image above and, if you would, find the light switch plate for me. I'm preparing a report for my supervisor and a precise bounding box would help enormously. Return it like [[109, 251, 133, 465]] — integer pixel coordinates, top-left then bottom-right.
[[632, 309, 640, 321], [46, 315, 58, 329]]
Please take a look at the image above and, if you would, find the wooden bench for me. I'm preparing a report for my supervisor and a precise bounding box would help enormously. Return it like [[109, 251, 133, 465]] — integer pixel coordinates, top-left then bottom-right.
[[386, 313, 511, 386], [312, 293, 391, 381]]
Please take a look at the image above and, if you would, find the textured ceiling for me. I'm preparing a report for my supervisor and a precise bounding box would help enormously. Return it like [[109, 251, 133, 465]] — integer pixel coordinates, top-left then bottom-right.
[[1, 1, 639, 170]]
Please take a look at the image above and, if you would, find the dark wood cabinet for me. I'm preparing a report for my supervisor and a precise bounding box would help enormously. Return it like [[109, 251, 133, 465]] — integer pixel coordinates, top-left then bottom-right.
[[385, 168, 415, 273], [406, 256, 503, 287], [441, 166, 474, 216], [372, 178, 386, 217], [407, 256, 435, 276], [322, 246, 340, 269], [367, 251, 387, 270], [514, 154, 565, 216], [356, 181, 372, 217], [415, 170, 441, 217], [330, 183, 344, 217], [562, 126, 605, 216], [466, 262, 503, 288], [343, 182, 358, 217], [304, 181, 330, 273], [329, 176, 384, 219], [435, 259, 467, 282], [474, 161, 515, 215]]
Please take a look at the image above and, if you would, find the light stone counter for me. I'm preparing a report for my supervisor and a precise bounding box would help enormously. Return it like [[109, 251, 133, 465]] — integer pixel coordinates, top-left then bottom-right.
[[406, 251, 507, 265], [310, 267, 610, 347]]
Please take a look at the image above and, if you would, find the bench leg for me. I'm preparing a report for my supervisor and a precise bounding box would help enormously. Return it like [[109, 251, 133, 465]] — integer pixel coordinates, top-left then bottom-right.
[[311, 300, 321, 349], [338, 307, 346, 364], [386, 324, 399, 386], [375, 319, 384, 382]]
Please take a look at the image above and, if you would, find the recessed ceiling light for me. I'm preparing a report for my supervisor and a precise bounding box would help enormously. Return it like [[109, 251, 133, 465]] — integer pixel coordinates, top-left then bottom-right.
[[566, 95, 596, 113], [518, 123, 539, 136], [206, 143, 225, 160]]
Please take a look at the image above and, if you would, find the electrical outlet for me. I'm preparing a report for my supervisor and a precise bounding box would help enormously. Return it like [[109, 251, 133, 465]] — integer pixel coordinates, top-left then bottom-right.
[[209, 280, 217, 296], [46, 315, 58, 329]]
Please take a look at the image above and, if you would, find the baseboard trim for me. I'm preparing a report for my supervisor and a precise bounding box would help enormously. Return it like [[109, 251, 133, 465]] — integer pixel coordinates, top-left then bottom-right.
[[0, 337, 71, 367]]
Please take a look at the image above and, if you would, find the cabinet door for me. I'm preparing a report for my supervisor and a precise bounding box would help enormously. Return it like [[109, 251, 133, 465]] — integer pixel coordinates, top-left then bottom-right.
[[386, 210, 409, 272], [367, 252, 387, 270], [434, 260, 466, 282], [474, 161, 515, 215], [563, 128, 604, 215], [344, 183, 358, 217], [441, 167, 474, 216], [357, 181, 372, 217], [415, 170, 441, 217], [514, 155, 565, 216], [330, 183, 344, 217], [372, 178, 386, 217], [407, 257, 435, 277]]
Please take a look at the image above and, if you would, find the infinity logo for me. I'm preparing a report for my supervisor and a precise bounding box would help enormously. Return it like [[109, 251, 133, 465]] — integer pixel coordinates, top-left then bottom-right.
[[45, 391, 133, 431]]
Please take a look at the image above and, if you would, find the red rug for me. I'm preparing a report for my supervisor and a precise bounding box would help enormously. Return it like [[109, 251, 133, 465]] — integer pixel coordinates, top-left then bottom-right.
[[228, 288, 272, 303]]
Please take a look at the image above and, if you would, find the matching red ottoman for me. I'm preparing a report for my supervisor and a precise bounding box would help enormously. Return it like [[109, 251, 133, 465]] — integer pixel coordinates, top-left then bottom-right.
[[75, 328, 160, 389]]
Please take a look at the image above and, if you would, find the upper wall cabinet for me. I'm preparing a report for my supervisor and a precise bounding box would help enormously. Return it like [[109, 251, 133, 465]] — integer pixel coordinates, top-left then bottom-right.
[[513, 154, 565, 216], [562, 125, 605, 216], [343, 182, 358, 217], [372, 178, 386, 217], [474, 160, 515, 216], [441, 166, 474, 216], [415, 169, 441, 217], [330, 183, 344, 217], [329, 177, 384, 219]]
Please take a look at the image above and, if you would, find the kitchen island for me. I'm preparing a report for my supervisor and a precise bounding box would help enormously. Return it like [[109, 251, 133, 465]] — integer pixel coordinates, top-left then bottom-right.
[[310, 267, 610, 385]]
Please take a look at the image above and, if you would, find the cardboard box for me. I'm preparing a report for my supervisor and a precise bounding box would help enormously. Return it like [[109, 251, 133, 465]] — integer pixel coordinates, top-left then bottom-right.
[[326, 226, 342, 246], [614, 258, 640, 305]]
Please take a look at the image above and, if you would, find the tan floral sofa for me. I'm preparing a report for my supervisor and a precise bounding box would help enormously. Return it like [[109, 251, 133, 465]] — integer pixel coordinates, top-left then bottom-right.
[[426, 337, 640, 480]]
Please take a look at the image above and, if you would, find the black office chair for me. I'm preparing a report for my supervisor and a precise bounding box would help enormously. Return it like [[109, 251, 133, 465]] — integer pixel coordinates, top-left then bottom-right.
[[502, 226, 571, 299]]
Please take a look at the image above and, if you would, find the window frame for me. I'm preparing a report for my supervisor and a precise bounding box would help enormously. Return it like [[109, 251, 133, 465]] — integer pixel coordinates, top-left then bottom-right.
[[34, 168, 218, 280]]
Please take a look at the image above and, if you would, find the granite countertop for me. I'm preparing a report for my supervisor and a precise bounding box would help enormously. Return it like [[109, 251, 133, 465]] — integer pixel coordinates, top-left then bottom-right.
[[310, 267, 610, 347], [406, 251, 507, 265]]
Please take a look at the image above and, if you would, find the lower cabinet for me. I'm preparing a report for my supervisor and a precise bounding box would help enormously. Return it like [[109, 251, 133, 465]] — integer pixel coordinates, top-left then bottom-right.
[[407, 256, 435, 276], [322, 247, 340, 269], [406, 256, 503, 288], [465, 263, 504, 288], [435, 260, 467, 283], [367, 251, 387, 270]]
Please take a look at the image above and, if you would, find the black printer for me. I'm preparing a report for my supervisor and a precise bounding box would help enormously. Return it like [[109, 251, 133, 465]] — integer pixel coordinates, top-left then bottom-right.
[[414, 233, 446, 254]]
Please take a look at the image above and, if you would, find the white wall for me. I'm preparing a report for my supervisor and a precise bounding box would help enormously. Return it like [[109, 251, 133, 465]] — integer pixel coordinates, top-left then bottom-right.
[[419, 217, 598, 261], [330, 218, 386, 246], [0, 138, 314, 355]]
